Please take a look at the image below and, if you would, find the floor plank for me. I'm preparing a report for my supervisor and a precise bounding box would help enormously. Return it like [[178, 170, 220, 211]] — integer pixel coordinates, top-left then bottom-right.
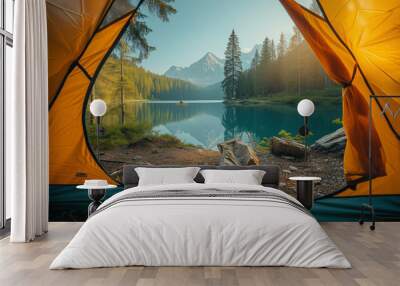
[[0, 222, 399, 286]]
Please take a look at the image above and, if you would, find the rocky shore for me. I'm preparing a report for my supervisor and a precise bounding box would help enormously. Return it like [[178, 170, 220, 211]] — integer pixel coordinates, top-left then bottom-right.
[[100, 136, 220, 181], [100, 129, 346, 198]]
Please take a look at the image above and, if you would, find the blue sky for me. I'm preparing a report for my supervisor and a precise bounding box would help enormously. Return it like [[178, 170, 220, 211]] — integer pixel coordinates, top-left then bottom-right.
[[139, 0, 314, 74]]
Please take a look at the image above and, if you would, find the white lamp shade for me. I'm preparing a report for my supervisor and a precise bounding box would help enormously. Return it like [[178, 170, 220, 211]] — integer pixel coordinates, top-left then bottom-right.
[[297, 99, 315, 117], [89, 99, 107, 117]]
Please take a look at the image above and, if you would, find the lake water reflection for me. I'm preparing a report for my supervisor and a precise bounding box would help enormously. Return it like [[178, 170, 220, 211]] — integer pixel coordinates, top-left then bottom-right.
[[102, 100, 342, 150]]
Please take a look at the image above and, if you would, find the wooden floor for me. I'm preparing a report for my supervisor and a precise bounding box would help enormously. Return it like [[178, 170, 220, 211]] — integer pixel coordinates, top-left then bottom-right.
[[0, 222, 399, 286]]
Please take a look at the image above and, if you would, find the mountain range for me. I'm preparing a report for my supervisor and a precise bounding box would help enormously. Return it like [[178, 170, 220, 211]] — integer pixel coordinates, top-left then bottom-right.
[[164, 44, 262, 86]]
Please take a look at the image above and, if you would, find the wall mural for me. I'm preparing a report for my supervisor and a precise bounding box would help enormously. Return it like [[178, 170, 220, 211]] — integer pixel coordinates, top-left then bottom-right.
[[50, 0, 346, 221]]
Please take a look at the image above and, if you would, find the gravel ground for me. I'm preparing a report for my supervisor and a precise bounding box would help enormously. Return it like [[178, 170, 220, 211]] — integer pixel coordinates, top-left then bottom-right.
[[259, 151, 346, 198]]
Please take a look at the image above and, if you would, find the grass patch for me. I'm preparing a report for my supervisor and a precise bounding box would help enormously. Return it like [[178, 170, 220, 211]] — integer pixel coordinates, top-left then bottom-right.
[[87, 122, 151, 150], [225, 87, 341, 106], [256, 129, 305, 153], [87, 122, 195, 150]]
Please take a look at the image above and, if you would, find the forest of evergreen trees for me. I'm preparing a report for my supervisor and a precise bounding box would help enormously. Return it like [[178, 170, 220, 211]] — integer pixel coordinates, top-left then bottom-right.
[[222, 26, 336, 101], [94, 55, 221, 106]]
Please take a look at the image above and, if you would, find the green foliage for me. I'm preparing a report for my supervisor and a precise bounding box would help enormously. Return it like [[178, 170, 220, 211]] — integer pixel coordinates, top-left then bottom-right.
[[87, 120, 195, 151], [98, 124, 151, 149], [222, 30, 243, 100], [332, 118, 343, 126], [278, 129, 304, 143], [110, 0, 176, 63], [277, 32, 287, 59], [226, 88, 341, 106], [224, 26, 339, 101], [87, 122, 152, 150], [142, 0, 177, 22], [256, 137, 271, 153], [256, 129, 304, 153], [94, 56, 216, 104], [100, 0, 180, 128]]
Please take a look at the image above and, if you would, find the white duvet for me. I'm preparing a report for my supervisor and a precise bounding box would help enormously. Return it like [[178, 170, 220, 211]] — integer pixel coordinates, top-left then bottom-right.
[[50, 183, 351, 269]]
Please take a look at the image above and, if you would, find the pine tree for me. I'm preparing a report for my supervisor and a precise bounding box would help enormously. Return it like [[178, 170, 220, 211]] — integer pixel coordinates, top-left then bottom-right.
[[111, 1, 176, 64], [260, 37, 272, 65], [288, 26, 304, 96], [118, 38, 130, 126], [288, 26, 303, 51], [250, 49, 260, 96], [259, 37, 273, 95], [222, 30, 242, 100], [270, 40, 276, 61], [269, 40, 279, 92], [277, 33, 287, 59], [277, 33, 287, 91], [251, 49, 260, 70]]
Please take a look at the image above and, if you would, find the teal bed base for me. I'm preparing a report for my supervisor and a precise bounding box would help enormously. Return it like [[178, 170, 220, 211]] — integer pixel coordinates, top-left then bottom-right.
[[49, 185, 400, 222]]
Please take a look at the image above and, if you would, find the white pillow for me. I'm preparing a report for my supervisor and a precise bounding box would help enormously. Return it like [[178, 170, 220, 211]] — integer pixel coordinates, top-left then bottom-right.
[[135, 167, 200, 186], [200, 169, 266, 185]]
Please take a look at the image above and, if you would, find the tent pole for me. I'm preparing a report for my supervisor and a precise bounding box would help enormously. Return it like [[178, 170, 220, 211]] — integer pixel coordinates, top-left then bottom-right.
[[367, 95, 375, 230], [359, 95, 376, 230], [369, 95, 372, 208]]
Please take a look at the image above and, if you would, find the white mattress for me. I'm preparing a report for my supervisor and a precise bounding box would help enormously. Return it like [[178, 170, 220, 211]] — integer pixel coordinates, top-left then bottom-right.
[[50, 183, 351, 269]]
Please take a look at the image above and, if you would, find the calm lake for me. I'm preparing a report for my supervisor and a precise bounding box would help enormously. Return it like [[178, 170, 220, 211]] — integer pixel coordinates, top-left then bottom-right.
[[102, 100, 342, 149]]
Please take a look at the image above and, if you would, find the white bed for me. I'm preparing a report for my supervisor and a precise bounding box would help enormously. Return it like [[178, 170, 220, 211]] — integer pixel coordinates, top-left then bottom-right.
[[50, 183, 351, 269]]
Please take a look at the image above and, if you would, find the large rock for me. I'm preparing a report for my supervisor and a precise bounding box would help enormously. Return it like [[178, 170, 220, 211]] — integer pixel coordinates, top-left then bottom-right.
[[312, 128, 346, 153], [217, 139, 260, 166], [270, 136, 305, 158]]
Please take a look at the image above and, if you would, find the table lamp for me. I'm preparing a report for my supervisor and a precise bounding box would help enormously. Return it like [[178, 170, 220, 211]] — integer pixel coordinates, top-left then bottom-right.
[[89, 99, 107, 159], [297, 99, 315, 161]]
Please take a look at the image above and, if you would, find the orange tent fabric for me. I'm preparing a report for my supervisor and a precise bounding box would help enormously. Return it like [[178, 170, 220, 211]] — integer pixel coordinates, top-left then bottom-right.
[[48, 0, 140, 184], [281, 0, 400, 196], [47, 0, 113, 103]]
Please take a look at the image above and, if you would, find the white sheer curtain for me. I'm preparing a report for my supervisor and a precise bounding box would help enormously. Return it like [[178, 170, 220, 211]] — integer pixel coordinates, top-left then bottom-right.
[[8, 0, 49, 242]]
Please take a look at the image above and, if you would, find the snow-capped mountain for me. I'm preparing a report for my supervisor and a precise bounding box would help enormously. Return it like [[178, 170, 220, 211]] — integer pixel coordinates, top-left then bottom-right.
[[164, 44, 262, 87], [164, 52, 224, 86]]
